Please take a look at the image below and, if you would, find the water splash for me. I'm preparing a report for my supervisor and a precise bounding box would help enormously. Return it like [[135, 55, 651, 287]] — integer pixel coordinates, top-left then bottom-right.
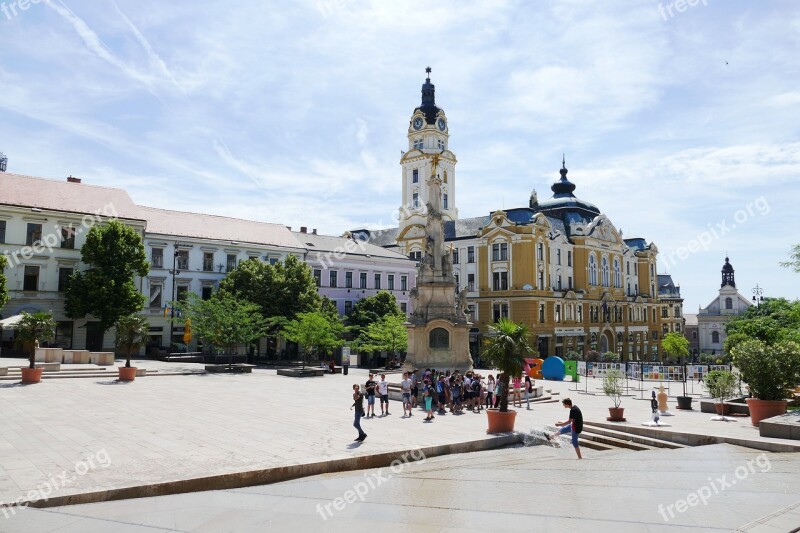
[[523, 426, 566, 448]]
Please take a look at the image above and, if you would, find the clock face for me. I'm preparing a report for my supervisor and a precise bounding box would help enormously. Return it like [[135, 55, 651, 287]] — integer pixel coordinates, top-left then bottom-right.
[[437, 118, 447, 131], [413, 117, 423, 130]]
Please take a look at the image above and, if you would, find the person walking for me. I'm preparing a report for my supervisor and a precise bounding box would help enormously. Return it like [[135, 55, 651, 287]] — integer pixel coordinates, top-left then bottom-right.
[[548, 398, 583, 459], [423, 379, 435, 421], [401, 372, 413, 417], [511, 375, 522, 408], [377, 374, 390, 416], [494, 374, 503, 408], [411, 369, 419, 408], [364, 374, 377, 418], [486, 374, 495, 409], [524, 375, 534, 410], [351, 384, 367, 442]]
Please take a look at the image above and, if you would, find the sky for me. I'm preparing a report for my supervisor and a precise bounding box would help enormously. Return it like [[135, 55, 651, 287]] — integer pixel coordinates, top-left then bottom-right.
[[0, 0, 798, 310]]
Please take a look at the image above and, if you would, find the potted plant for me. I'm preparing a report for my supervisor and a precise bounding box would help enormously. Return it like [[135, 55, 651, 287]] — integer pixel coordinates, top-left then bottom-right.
[[732, 339, 800, 426], [703, 369, 737, 421], [115, 314, 150, 381], [481, 318, 532, 433], [602, 369, 626, 421], [13, 311, 56, 384]]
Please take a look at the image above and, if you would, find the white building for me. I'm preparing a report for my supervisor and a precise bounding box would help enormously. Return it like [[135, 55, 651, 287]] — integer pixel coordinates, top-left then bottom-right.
[[696, 256, 751, 354]]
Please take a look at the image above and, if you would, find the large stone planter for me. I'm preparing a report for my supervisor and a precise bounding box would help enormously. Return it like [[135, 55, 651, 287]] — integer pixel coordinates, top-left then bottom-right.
[[486, 409, 517, 433], [746, 398, 788, 426], [21, 367, 43, 384]]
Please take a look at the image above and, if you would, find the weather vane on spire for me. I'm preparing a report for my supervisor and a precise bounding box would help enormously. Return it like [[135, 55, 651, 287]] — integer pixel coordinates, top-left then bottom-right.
[[426, 66, 432, 78], [562, 153, 566, 169]]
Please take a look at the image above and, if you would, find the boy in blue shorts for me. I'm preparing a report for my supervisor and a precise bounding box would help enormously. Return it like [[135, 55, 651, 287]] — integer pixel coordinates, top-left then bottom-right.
[[548, 398, 583, 459]]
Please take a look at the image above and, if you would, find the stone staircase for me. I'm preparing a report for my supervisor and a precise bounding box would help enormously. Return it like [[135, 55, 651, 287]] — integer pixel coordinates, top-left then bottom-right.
[[578, 422, 690, 452]]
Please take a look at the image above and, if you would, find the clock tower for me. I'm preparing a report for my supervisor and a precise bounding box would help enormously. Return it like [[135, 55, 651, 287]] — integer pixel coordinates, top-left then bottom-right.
[[398, 67, 458, 257]]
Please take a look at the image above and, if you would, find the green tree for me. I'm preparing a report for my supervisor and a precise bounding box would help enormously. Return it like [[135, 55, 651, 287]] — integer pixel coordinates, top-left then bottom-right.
[[65, 220, 149, 334], [14, 311, 56, 369], [724, 298, 800, 353], [219, 255, 320, 332], [779, 243, 800, 272], [731, 339, 800, 401], [115, 314, 150, 368], [481, 318, 533, 412], [347, 291, 403, 337], [356, 314, 408, 356], [704, 369, 738, 416], [662, 332, 689, 362], [282, 311, 344, 368], [0, 255, 9, 309], [181, 292, 267, 367]]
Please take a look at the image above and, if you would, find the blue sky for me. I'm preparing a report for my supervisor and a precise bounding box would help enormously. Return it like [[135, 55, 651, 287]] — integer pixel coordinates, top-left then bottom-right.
[[1, 0, 798, 310]]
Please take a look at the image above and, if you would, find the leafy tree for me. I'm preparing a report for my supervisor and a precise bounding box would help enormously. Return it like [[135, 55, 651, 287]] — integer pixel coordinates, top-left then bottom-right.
[[724, 298, 800, 353], [481, 318, 533, 412], [115, 314, 150, 368], [181, 292, 267, 367], [779, 244, 800, 272], [14, 311, 56, 369], [662, 332, 689, 362], [731, 339, 800, 401], [219, 255, 320, 333], [356, 314, 408, 356], [704, 369, 738, 416], [282, 311, 344, 368], [65, 220, 149, 333], [0, 255, 9, 309], [602, 369, 625, 408], [347, 291, 403, 337]]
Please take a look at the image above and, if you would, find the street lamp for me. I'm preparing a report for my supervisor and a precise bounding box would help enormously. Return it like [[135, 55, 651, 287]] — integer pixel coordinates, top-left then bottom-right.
[[752, 283, 765, 307], [169, 246, 183, 351]]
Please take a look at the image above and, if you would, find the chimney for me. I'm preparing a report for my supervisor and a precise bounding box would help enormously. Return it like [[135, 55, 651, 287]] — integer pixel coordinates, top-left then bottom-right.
[[67, 175, 81, 183], [312, 228, 317, 235], [300, 226, 307, 234]]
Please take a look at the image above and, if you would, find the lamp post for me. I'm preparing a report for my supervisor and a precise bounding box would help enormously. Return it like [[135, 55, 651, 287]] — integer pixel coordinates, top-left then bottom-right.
[[751, 284, 764, 308], [168, 246, 182, 351]]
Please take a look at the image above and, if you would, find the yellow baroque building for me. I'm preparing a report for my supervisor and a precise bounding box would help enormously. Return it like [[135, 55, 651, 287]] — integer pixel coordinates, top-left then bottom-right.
[[352, 70, 677, 362]]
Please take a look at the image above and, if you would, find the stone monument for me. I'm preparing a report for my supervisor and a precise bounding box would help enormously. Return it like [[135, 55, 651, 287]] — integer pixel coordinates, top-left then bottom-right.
[[404, 153, 473, 373]]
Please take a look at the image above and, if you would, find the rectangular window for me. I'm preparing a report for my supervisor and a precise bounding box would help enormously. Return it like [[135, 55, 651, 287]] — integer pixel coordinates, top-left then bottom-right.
[[412, 169, 419, 183], [58, 267, 73, 292], [557, 249, 562, 265], [557, 275, 562, 291], [330, 270, 338, 288], [149, 283, 162, 308], [662, 307, 669, 318], [452, 248, 459, 264], [226, 254, 237, 272], [401, 275, 408, 291], [176, 250, 189, 270], [500, 243, 508, 260], [412, 192, 419, 208], [567, 251, 572, 267], [201, 286, 213, 300], [23, 265, 39, 291], [26, 223, 42, 246], [61, 226, 75, 249], [493, 303, 509, 322], [538, 271, 544, 290], [467, 273, 475, 292], [577, 305, 583, 322], [555, 304, 561, 323], [374, 273, 381, 289], [388, 274, 395, 290], [151, 248, 163, 268], [467, 246, 475, 263], [344, 301, 353, 315], [443, 193, 448, 210], [627, 262, 630, 275], [492, 244, 499, 261], [539, 303, 545, 323], [0, 220, 5, 243], [360, 272, 367, 289], [345, 271, 353, 288], [537, 242, 544, 261], [492, 272, 508, 291], [313, 269, 321, 287], [568, 276, 573, 289], [55, 321, 73, 349], [400, 302, 407, 314], [203, 252, 214, 272], [176, 285, 189, 303]]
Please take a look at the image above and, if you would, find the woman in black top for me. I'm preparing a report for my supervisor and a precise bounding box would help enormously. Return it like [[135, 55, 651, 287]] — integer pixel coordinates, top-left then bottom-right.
[[351, 384, 367, 442]]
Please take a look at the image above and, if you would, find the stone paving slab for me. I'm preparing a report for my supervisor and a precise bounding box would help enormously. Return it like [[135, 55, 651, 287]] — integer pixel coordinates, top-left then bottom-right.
[[0, 367, 797, 513], [4, 444, 799, 532]]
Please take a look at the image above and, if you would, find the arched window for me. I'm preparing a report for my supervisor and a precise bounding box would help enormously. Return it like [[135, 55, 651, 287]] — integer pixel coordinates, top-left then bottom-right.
[[725, 297, 733, 310], [711, 331, 720, 344], [589, 255, 598, 286], [602, 256, 610, 287], [613, 258, 621, 288], [429, 328, 450, 349]]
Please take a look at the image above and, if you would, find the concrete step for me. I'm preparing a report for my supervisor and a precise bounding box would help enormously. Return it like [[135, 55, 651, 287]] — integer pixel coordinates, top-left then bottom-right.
[[576, 438, 615, 451], [583, 421, 689, 449], [580, 430, 658, 451]]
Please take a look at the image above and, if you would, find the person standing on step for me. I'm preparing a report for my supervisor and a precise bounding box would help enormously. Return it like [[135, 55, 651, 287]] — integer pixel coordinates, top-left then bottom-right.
[[548, 398, 583, 459], [377, 374, 390, 416], [351, 384, 367, 442], [401, 372, 413, 417], [364, 374, 377, 418]]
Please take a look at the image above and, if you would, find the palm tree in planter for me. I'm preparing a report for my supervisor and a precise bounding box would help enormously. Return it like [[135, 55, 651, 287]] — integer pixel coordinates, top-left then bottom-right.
[[13, 311, 56, 384], [481, 318, 533, 433], [732, 339, 800, 425], [115, 314, 150, 382], [703, 369, 738, 421], [602, 369, 626, 421]]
